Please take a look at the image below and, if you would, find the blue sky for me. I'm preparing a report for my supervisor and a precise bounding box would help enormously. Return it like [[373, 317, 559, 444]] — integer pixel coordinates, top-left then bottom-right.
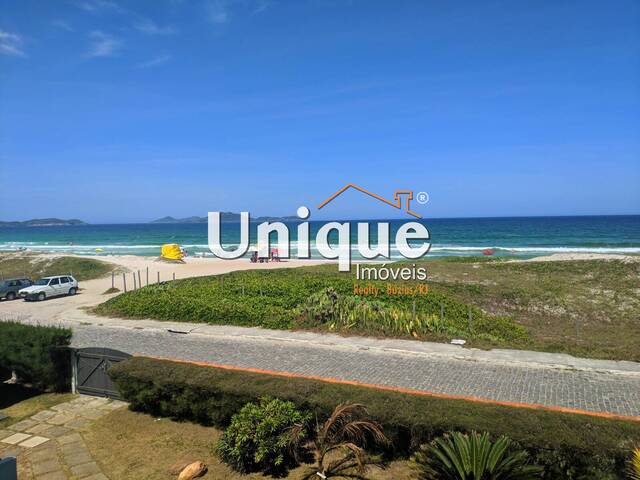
[[1, 0, 639, 223]]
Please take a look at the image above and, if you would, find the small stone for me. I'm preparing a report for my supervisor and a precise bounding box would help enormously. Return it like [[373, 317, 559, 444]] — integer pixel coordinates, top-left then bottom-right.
[[31, 410, 56, 422], [178, 461, 208, 480], [18, 436, 49, 448], [1, 432, 31, 444], [37, 471, 66, 480], [70, 462, 101, 478], [31, 459, 60, 476], [8, 418, 38, 431], [47, 413, 75, 426]]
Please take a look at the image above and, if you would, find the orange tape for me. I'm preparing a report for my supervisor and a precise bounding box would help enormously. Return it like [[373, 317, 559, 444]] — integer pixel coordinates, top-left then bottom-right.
[[135, 354, 640, 423]]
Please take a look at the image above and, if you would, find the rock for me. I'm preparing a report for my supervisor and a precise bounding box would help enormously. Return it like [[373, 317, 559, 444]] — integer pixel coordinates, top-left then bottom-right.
[[178, 461, 207, 480]]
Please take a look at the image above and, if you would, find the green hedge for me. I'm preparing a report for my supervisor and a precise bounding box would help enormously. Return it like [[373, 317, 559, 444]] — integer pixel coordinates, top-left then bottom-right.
[[109, 357, 640, 479], [0, 321, 72, 391]]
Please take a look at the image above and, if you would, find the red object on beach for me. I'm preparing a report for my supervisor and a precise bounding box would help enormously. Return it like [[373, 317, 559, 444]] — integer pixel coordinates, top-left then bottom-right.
[[482, 248, 495, 256]]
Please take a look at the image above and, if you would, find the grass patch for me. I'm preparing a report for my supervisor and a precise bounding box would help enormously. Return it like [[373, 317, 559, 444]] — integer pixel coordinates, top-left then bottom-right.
[[95, 258, 640, 360], [85, 408, 414, 479], [424, 258, 640, 360], [0, 383, 74, 429], [110, 357, 640, 479], [95, 265, 527, 344], [0, 253, 116, 281]]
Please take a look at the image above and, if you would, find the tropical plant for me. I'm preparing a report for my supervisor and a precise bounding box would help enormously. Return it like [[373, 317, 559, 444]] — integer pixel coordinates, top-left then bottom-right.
[[216, 397, 310, 474], [413, 431, 543, 480], [629, 447, 640, 480], [301, 402, 390, 479]]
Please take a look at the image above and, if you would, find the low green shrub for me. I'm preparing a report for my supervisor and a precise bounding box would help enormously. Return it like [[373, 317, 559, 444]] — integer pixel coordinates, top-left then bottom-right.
[[295, 287, 526, 341], [96, 267, 527, 343], [0, 321, 72, 391], [413, 431, 543, 479], [217, 397, 310, 474], [109, 357, 640, 479]]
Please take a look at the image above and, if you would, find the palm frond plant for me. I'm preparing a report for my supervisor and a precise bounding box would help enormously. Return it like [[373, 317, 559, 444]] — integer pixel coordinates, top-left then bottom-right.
[[413, 431, 543, 480], [302, 403, 390, 479], [629, 447, 640, 480]]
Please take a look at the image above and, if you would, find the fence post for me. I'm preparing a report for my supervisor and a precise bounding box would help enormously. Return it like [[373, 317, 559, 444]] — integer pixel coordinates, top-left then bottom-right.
[[111, 272, 114, 289], [122, 273, 127, 293], [138, 270, 142, 289], [132, 272, 137, 290], [146, 267, 149, 286], [157, 271, 160, 284], [173, 272, 176, 282]]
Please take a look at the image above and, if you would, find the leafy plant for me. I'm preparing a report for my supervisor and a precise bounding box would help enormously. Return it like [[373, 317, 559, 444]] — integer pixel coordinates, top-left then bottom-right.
[[301, 402, 389, 479], [413, 431, 543, 479], [629, 447, 640, 480], [216, 397, 310, 474]]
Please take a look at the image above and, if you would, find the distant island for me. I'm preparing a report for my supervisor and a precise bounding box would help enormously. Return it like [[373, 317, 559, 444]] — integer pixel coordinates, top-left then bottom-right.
[[0, 218, 87, 227], [150, 213, 300, 224]]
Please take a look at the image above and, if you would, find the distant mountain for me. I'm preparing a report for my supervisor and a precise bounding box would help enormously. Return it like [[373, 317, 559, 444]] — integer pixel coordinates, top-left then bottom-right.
[[150, 213, 300, 224], [0, 218, 87, 227]]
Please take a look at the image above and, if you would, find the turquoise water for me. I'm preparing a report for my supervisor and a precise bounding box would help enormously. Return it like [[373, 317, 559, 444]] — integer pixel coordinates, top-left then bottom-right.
[[0, 216, 638, 259]]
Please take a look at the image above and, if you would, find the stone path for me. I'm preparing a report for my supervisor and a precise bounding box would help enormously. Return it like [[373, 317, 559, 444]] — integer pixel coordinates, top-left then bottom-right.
[[10, 314, 640, 418], [67, 322, 640, 418], [0, 395, 126, 479]]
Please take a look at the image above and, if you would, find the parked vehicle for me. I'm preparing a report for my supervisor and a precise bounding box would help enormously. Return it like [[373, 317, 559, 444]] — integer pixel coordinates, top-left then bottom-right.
[[19, 275, 78, 301], [0, 278, 32, 300]]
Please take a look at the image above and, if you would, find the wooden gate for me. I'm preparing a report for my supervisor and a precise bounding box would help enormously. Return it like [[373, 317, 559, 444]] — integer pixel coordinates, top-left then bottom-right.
[[73, 347, 131, 399]]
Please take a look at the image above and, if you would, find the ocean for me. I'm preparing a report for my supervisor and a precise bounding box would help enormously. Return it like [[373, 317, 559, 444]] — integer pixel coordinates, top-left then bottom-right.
[[0, 216, 638, 260]]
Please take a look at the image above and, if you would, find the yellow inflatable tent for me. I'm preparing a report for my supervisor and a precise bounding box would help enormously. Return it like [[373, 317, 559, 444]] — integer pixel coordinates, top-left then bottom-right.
[[161, 243, 183, 260]]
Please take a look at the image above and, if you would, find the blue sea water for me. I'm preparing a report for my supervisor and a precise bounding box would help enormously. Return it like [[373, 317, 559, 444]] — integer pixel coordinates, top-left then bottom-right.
[[0, 216, 638, 259]]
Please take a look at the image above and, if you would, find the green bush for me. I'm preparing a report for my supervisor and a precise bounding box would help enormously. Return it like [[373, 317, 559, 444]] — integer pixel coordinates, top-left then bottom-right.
[[109, 357, 640, 479], [413, 431, 543, 479], [95, 267, 526, 343], [0, 321, 72, 391], [217, 397, 310, 474]]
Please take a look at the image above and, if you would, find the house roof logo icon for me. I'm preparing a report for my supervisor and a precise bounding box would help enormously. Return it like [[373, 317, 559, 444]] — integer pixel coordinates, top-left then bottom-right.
[[317, 183, 422, 219]]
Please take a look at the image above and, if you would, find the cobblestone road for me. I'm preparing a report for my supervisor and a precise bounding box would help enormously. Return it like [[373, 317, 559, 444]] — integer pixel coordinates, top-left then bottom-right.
[[70, 324, 640, 418]]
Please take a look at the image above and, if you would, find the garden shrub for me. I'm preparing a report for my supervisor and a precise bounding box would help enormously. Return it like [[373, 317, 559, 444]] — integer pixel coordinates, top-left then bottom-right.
[[413, 431, 543, 479], [0, 321, 72, 391], [109, 356, 640, 479], [216, 397, 310, 474]]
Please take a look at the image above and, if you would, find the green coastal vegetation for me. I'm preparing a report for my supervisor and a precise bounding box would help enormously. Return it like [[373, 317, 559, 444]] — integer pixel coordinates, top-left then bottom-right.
[[95, 258, 640, 361], [0, 253, 116, 281], [109, 356, 640, 479]]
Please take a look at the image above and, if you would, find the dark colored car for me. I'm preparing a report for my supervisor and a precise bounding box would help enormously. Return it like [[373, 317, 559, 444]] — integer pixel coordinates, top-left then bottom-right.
[[0, 278, 32, 300]]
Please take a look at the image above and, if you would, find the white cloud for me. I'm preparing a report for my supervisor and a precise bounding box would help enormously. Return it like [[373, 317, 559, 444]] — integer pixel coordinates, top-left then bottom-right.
[[138, 54, 172, 68], [0, 31, 25, 57], [51, 20, 74, 31], [77, 0, 125, 14], [206, 0, 230, 24], [205, 0, 271, 25], [135, 20, 177, 35], [87, 31, 122, 57]]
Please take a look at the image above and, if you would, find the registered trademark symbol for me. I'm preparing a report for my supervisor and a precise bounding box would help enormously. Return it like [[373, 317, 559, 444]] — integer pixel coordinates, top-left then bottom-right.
[[417, 191, 429, 204]]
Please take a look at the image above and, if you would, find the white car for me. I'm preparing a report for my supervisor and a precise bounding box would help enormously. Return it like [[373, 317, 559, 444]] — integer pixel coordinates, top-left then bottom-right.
[[19, 275, 78, 301]]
